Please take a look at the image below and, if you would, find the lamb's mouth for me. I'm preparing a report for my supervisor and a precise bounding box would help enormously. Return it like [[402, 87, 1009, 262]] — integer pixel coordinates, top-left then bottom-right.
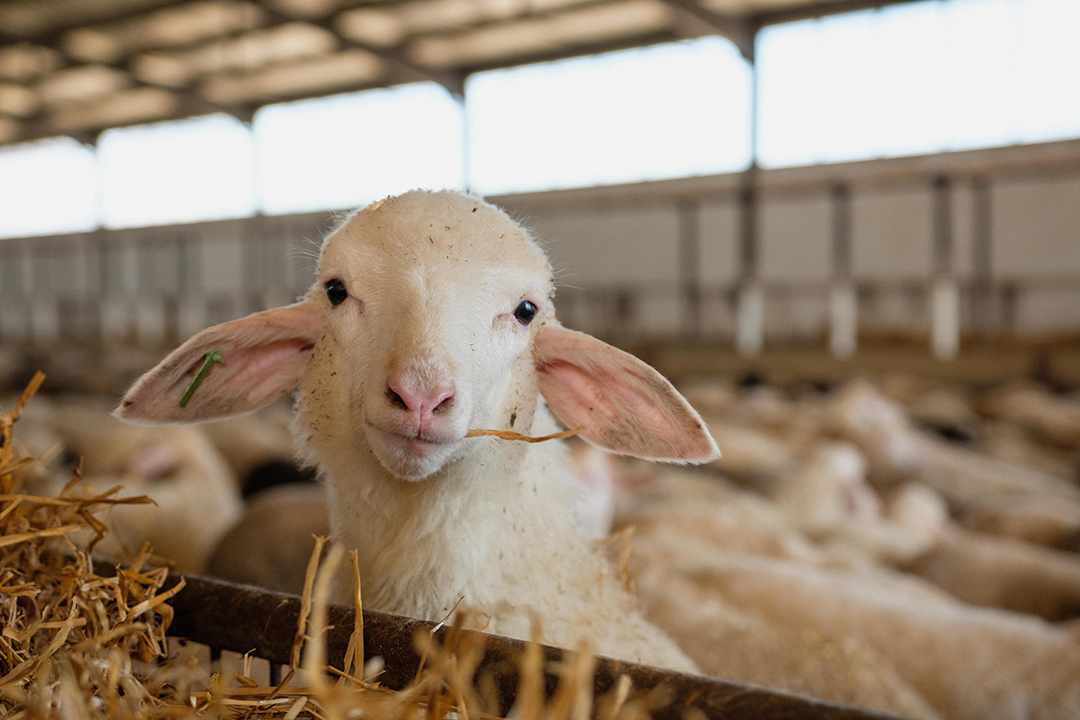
[[366, 421, 460, 457]]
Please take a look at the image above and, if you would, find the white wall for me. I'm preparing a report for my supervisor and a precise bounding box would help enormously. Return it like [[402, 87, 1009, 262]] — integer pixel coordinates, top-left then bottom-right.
[[3, 141, 1080, 346]]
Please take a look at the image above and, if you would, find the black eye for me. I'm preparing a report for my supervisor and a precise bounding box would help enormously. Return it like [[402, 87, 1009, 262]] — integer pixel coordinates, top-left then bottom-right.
[[325, 278, 348, 306], [513, 300, 537, 325]]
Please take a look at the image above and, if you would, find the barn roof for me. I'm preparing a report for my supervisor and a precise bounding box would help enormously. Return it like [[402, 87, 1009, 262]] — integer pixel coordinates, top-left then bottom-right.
[[0, 0, 918, 147]]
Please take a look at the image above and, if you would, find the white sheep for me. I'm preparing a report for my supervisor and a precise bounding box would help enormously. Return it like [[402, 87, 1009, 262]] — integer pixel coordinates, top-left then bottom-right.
[[116, 189, 719, 672], [615, 460, 1080, 720], [28, 399, 242, 573], [205, 482, 330, 593], [906, 528, 1080, 621]]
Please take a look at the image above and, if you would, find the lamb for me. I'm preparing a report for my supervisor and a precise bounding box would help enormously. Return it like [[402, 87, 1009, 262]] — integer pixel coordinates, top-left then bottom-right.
[[905, 528, 1080, 621], [617, 474, 1080, 720], [826, 380, 1080, 506], [115, 189, 718, 672], [205, 483, 330, 593], [634, 535, 1080, 720]]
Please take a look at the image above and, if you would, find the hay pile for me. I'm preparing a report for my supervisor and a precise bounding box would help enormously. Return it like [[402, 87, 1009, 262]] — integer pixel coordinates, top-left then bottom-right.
[[0, 373, 635, 720]]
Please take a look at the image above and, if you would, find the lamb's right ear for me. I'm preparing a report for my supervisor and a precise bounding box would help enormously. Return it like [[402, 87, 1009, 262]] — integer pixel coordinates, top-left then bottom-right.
[[535, 322, 720, 464], [115, 301, 320, 424]]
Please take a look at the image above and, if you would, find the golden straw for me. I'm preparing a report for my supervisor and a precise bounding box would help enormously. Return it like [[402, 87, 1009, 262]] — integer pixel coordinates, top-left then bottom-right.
[[466, 425, 584, 443]]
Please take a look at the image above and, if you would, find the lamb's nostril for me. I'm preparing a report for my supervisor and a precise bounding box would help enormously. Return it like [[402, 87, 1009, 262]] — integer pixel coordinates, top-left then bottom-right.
[[386, 388, 409, 410], [432, 392, 454, 414]]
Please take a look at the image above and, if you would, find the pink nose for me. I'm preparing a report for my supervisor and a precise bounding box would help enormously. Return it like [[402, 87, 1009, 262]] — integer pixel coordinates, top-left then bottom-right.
[[386, 376, 455, 430]]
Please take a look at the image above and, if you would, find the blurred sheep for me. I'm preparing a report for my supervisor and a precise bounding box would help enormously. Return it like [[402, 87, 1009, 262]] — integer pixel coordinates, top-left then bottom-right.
[[30, 398, 242, 573]]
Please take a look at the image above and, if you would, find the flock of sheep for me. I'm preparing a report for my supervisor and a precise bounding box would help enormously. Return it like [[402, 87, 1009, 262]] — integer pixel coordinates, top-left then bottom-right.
[[11, 191, 1080, 720]]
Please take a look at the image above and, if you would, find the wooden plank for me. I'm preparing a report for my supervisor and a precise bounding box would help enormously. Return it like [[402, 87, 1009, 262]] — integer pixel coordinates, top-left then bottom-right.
[[165, 573, 908, 720]]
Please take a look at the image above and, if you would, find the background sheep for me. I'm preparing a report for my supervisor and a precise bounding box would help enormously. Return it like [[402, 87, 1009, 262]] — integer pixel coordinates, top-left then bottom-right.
[[17, 396, 241, 573]]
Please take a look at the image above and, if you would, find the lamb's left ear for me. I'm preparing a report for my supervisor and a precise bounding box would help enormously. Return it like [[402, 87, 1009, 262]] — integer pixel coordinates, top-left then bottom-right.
[[535, 323, 720, 463], [115, 300, 321, 424]]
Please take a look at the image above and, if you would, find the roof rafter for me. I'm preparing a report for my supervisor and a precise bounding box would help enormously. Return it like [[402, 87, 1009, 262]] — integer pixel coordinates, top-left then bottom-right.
[[0, 0, 935, 147], [457, 30, 680, 77], [753, 0, 926, 26], [656, 0, 756, 61]]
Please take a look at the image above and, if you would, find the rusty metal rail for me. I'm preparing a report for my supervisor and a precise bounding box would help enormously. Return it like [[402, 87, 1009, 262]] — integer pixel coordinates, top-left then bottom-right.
[[165, 573, 908, 720]]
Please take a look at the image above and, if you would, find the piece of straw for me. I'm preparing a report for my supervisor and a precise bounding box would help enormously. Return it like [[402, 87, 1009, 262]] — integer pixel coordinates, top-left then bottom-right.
[[178, 350, 225, 408], [291, 534, 328, 669], [338, 550, 363, 688], [466, 425, 584, 443]]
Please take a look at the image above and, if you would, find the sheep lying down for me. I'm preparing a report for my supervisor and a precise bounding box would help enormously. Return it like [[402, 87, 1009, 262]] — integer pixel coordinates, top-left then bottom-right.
[[116, 190, 719, 673]]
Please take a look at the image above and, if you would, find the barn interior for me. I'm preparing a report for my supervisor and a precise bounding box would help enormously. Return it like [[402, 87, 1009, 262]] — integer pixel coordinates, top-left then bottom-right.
[[2, 1, 1080, 719]]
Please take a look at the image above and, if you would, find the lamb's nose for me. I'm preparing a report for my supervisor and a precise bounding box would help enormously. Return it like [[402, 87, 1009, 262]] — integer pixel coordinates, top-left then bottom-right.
[[386, 378, 455, 424]]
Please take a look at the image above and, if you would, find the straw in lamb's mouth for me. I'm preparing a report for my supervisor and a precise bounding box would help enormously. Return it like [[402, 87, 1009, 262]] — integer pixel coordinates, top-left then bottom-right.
[[465, 426, 584, 443]]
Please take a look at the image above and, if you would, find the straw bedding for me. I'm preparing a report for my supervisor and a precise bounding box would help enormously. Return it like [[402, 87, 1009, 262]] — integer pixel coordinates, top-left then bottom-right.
[[0, 374, 632, 720]]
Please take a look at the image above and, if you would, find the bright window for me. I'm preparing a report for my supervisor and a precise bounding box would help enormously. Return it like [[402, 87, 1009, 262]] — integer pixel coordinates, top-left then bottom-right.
[[0, 137, 97, 238], [467, 37, 753, 195], [758, 0, 1080, 167], [255, 82, 465, 215], [98, 114, 257, 228]]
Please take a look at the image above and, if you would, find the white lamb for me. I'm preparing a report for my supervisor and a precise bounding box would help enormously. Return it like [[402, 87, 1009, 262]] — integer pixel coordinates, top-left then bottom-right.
[[116, 189, 719, 672]]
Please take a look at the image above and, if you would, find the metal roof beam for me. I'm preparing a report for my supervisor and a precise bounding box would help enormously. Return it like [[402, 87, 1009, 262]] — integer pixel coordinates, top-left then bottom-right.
[[657, 0, 756, 61], [754, 0, 923, 26], [458, 30, 680, 77], [12, 113, 96, 145]]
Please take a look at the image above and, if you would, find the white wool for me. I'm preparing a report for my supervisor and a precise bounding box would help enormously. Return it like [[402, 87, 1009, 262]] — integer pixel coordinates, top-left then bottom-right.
[[291, 191, 696, 669], [206, 483, 330, 593]]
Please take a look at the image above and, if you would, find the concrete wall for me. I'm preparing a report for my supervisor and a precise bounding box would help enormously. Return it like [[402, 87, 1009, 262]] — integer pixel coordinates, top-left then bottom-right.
[[2, 140, 1080, 347], [498, 141, 1080, 342]]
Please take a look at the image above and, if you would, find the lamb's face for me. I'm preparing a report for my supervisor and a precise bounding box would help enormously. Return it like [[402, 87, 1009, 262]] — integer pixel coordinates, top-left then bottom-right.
[[314, 191, 554, 480], [116, 191, 717, 476]]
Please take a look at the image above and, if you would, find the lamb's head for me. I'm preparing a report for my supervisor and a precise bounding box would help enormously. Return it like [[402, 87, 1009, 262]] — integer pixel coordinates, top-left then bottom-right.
[[115, 190, 719, 480], [305, 190, 555, 479]]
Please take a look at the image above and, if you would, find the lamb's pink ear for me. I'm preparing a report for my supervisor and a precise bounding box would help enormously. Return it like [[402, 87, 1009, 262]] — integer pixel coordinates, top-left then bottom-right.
[[535, 323, 720, 463], [115, 301, 320, 424]]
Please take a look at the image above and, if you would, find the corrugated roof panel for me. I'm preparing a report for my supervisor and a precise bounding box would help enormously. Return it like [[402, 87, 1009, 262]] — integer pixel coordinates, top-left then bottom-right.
[[38, 65, 132, 105], [0, 116, 19, 143], [411, 0, 674, 67], [200, 47, 383, 103], [0, 45, 62, 82], [0, 83, 40, 117], [0, 0, 926, 145], [49, 86, 179, 129]]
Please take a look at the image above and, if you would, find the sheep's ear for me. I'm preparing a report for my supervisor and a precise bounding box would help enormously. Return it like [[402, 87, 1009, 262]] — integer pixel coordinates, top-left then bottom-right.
[[535, 323, 720, 463], [115, 301, 320, 424]]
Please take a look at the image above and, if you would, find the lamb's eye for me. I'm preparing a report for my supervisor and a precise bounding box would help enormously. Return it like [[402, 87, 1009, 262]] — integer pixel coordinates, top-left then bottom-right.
[[325, 278, 348, 306], [513, 300, 537, 325]]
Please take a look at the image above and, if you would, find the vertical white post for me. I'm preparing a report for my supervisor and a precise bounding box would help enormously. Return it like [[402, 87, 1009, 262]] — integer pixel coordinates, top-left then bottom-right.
[[830, 282, 857, 359], [737, 283, 764, 357], [931, 277, 960, 360], [930, 176, 960, 360]]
